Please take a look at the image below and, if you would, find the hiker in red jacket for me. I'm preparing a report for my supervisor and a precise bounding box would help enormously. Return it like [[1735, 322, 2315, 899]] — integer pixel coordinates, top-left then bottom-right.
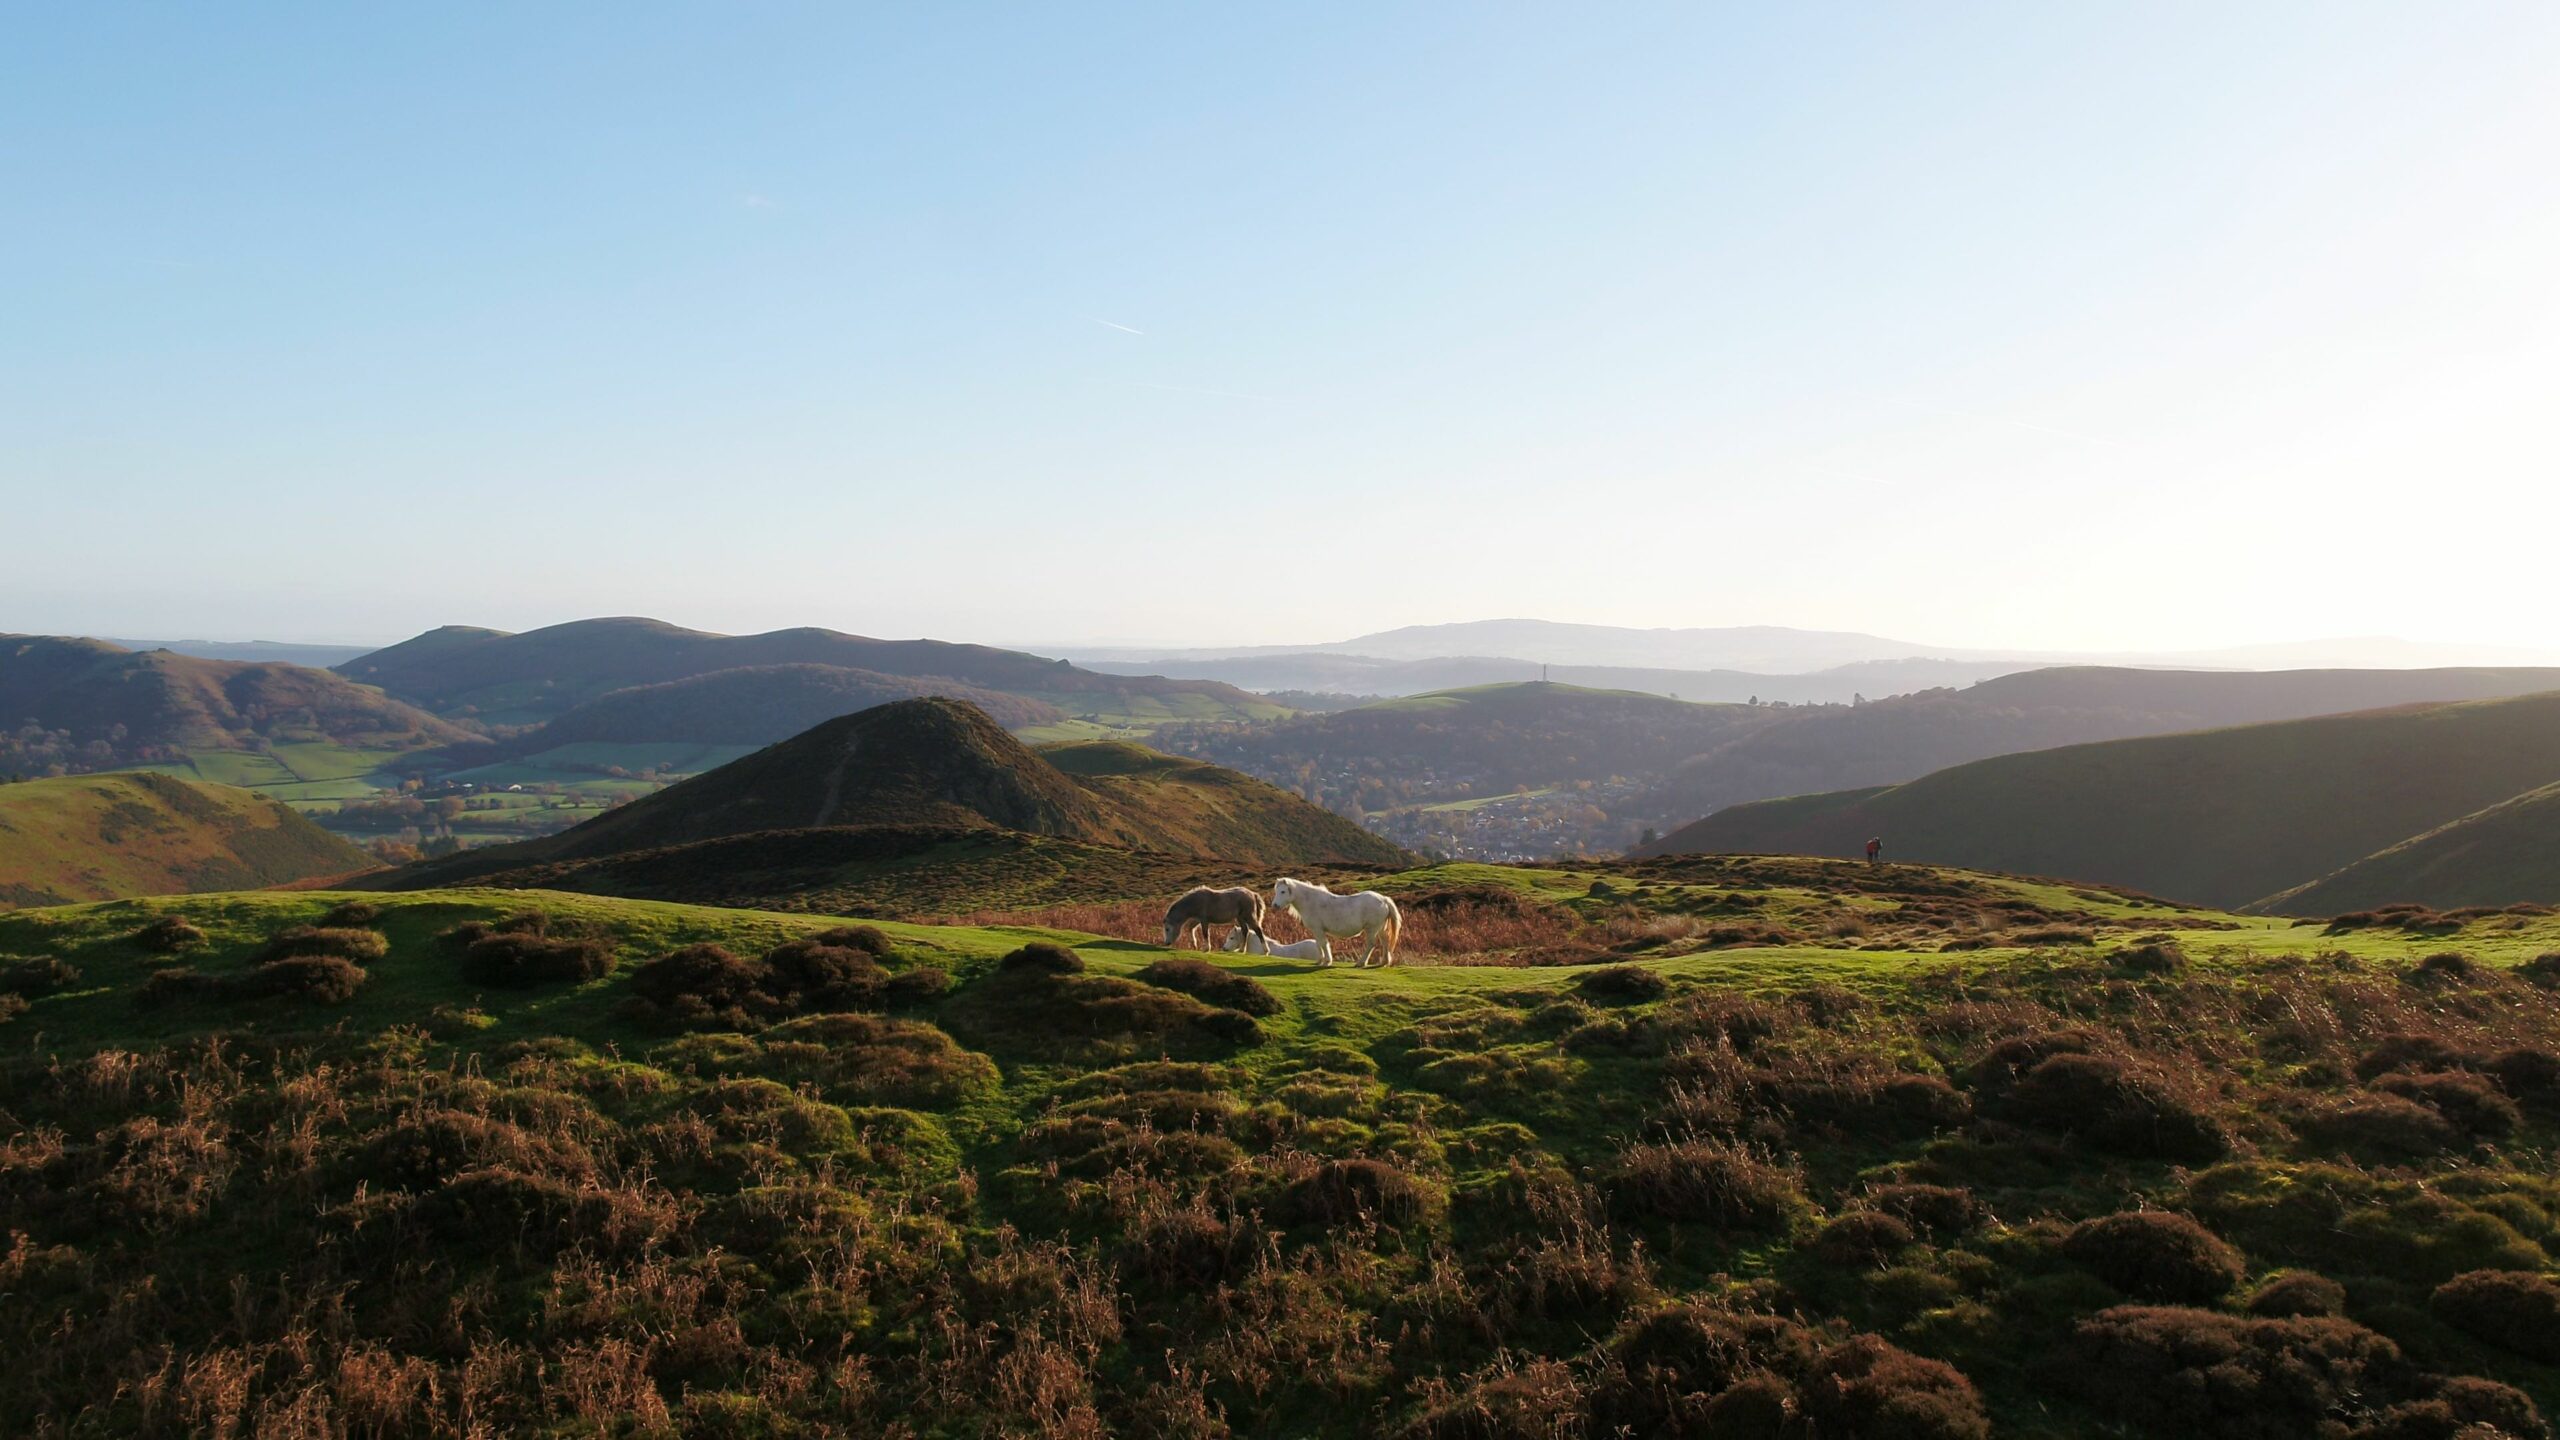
[[1864, 836, 1882, 864]]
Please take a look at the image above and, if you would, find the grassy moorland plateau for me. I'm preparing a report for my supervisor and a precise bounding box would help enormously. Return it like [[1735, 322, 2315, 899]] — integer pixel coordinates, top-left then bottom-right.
[[4, 682, 2560, 1437]]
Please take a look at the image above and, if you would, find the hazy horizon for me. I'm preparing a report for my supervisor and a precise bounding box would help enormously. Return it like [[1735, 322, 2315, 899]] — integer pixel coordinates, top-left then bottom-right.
[[9, 4, 2557, 650]]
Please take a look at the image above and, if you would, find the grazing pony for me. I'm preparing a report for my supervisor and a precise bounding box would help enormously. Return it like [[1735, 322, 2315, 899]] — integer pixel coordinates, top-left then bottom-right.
[[1161, 886, 1267, 951], [1269, 878, 1403, 968], [1219, 928, 1328, 961]]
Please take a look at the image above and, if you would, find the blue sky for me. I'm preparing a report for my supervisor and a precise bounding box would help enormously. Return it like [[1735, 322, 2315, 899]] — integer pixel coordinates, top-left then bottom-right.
[[5, 4, 2556, 651]]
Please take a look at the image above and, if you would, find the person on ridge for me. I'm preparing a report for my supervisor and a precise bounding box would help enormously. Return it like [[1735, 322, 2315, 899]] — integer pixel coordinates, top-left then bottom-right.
[[1864, 836, 1882, 864]]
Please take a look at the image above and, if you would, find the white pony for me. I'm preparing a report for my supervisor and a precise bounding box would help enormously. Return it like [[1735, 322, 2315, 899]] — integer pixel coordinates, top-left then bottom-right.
[[1269, 878, 1403, 968], [1219, 928, 1328, 961]]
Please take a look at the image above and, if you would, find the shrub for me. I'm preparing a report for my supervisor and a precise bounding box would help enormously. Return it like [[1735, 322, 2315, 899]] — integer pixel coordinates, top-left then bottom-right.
[[2355, 1033, 2473, 1082], [1868, 1183, 1981, 1238], [130, 916, 205, 953], [1134, 958, 1281, 1017], [435, 920, 494, 951], [2006, 1052, 2228, 1162], [346, 1110, 596, 1191], [2408, 951, 2481, 985], [228, 955, 369, 1004], [1398, 1358, 1588, 1440], [318, 900, 383, 927], [1575, 965, 1669, 1003], [1279, 1158, 1434, 1228], [811, 924, 893, 955], [883, 966, 952, 1005], [1797, 1334, 1990, 1440], [2068, 1306, 2404, 1439], [0, 956, 78, 997], [256, 925, 389, 963], [1196, 1008, 1265, 1046], [763, 939, 888, 1008], [493, 910, 552, 936], [2485, 1047, 2560, 1101], [461, 933, 614, 988], [2116, 942, 2188, 976], [2369, 1071, 2519, 1139], [2063, 1211, 2247, 1303], [2518, 952, 2560, 988], [1594, 1301, 1818, 1435], [1813, 1209, 1916, 1266], [1000, 942, 1084, 974], [2296, 1093, 2462, 1161], [2430, 1270, 2560, 1362], [1608, 1139, 1804, 1229], [2246, 1271, 2347, 1318], [134, 967, 222, 1007]]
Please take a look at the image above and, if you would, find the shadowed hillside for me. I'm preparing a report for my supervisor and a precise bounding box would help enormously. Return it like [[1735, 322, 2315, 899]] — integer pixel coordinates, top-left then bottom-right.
[[2260, 780, 2560, 914], [0, 772, 370, 906], [1643, 690, 2560, 909], [1, 634, 479, 774], [1646, 665, 2560, 821], [337, 616, 1284, 728], [1040, 740, 1409, 868], [531, 663, 1064, 746]]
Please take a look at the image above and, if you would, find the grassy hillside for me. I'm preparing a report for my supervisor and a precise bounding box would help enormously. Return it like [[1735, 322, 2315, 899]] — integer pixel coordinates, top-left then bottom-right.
[[337, 616, 1285, 731], [392, 702, 1413, 896], [529, 662, 1064, 745], [1041, 739, 1412, 867], [2261, 780, 2560, 915], [1647, 664, 2560, 822], [2, 877, 2555, 1436], [0, 772, 370, 907], [1646, 690, 2560, 909], [0, 634, 479, 781]]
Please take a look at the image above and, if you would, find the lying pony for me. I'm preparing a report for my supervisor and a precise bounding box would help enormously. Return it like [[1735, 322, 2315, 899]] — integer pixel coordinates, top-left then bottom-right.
[[1218, 928, 1328, 961]]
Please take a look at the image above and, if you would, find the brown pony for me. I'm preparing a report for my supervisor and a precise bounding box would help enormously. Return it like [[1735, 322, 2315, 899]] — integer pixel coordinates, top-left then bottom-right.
[[1161, 886, 1267, 950]]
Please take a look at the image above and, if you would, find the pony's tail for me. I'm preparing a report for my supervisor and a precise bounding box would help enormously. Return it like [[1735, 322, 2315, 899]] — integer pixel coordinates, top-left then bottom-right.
[[1383, 900, 1403, 961]]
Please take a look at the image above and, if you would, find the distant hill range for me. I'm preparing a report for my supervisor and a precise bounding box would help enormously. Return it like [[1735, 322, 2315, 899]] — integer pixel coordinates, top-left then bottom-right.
[[382, 698, 1409, 897], [1647, 665, 2560, 822], [337, 617, 1280, 728], [108, 637, 379, 669], [1046, 617, 2560, 680], [1080, 652, 2030, 705], [0, 772, 371, 907], [1643, 689, 2560, 911], [1, 635, 478, 773], [531, 664, 1063, 747]]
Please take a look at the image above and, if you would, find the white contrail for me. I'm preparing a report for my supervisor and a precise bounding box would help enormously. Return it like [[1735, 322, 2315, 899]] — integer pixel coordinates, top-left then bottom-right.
[[1092, 318, 1145, 335]]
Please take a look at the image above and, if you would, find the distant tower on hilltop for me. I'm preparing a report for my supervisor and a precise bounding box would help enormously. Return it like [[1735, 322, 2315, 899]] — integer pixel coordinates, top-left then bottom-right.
[[1541, 664, 1549, 683]]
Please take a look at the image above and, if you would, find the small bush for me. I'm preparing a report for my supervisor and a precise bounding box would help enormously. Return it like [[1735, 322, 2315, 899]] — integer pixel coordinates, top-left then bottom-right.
[[228, 955, 369, 1004], [318, 900, 383, 927], [883, 966, 952, 1005], [1868, 1183, 1981, 1237], [2068, 1306, 2404, 1439], [2408, 950, 2481, 985], [1196, 1008, 1265, 1047], [1279, 1158, 1434, 1228], [2356, 1033, 2473, 1081], [2006, 1052, 2228, 1162], [763, 939, 887, 1009], [1594, 1301, 1818, 1436], [2296, 1093, 2462, 1161], [256, 925, 389, 964], [436, 920, 494, 951], [2116, 942, 2188, 976], [1000, 942, 1084, 974], [1797, 1334, 1990, 1440], [2063, 1211, 2247, 1303], [493, 910, 552, 936], [130, 916, 205, 953], [1575, 965, 1669, 1003], [1813, 1209, 1916, 1266], [1608, 1139, 1804, 1229], [629, 944, 768, 1012], [811, 924, 893, 955], [460, 933, 614, 988], [2518, 952, 2560, 988], [2369, 1070, 2519, 1139], [2246, 1271, 2347, 1318], [135, 967, 222, 1007], [1134, 958, 1281, 1016], [2485, 1047, 2560, 1101], [0, 994, 27, 1023], [0, 956, 78, 997], [2430, 1270, 2560, 1362]]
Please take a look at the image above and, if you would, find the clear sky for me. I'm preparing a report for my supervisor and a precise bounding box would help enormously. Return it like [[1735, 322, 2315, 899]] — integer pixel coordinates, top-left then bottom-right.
[[5, 3, 2556, 651]]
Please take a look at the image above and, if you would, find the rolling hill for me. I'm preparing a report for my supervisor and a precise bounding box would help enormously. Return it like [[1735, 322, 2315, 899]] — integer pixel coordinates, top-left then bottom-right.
[[1646, 664, 2560, 821], [336, 616, 1284, 729], [383, 698, 1410, 893], [1, 634, 480, 777], [529, 663, 1064, 746], [2257, 779, 2560, 914], [1080, 651, 2038, 704], [0, 772, 371, 907], [1642, 689, 2560, 909]]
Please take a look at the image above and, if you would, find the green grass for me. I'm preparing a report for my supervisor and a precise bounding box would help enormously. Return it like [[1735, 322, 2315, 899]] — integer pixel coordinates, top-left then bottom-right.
[[0, 773, 369, 907]]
